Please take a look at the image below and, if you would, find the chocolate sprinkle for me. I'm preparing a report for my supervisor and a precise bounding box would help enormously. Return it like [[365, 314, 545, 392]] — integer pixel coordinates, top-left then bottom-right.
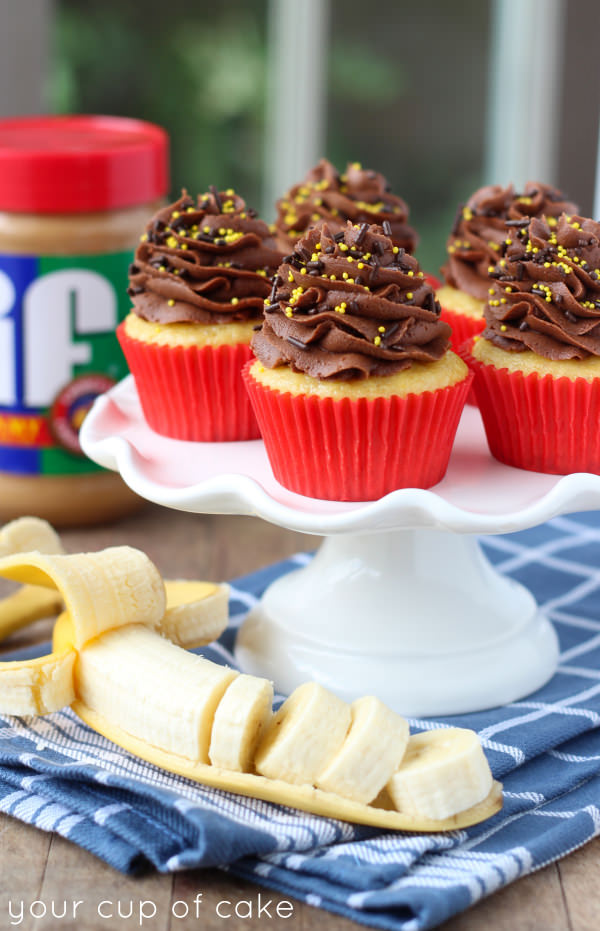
[[505, 218, 531, 227], [355, 222, 369, 248], [382, 220, 393, 237], [287, 336, 308, 351], [209, 185, 223, 213]]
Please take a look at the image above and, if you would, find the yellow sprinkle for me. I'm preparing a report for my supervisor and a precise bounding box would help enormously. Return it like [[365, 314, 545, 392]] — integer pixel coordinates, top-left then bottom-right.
[[288, 272, 294, 282], [330, 275, 337, 280], [393, 246, 399, 254], [285, 309, 293, 317], [347, 256, 354, 263], [300, 268, 307, 275], [231, 297, 239, 305], [340, 243, 349, 252], [489, 288, 495, 295], [500, 324, 507, 331], [167, 299, 175, 307], [343, 272, 348, 279], [378, 326, 385, 333], [140, 233, 148, 242], [407, 271, 414, 277], [406, 292, 413, 300], [357, 262, 365, 269], [374, 336, 382, 346]]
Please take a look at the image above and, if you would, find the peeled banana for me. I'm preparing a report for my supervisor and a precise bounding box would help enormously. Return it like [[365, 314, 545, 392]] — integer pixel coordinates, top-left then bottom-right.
[[0, 518, 65, 642], [255, 682, 351, 786], [316, 695, 410, 804], [386, 728, 494, 821], [209, 674, 274, 772], [0, 519, 502, 831]]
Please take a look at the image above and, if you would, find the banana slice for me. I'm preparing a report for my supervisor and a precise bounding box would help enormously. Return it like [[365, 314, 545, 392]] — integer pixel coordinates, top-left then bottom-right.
[[255, 682, 351, 786], [75, 625, 237, 761], [0, 547, 166, 648], [209, 674, 274, 772], [162, 580, 229, 647], [0, 651, 75, 715], [0, 517, 64, 557], [386, 727, 494, 820], [316, 695, 409, 804]]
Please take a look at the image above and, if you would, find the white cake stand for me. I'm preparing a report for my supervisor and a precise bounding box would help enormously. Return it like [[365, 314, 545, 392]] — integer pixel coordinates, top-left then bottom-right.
[[80, 375, 600, 717]]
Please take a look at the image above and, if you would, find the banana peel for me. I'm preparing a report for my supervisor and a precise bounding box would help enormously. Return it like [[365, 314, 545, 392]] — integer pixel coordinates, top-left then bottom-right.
[[0, 518, 503, 832]]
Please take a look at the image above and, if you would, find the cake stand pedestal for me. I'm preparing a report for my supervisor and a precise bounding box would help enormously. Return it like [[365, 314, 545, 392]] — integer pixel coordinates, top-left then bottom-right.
[[81, 376, 600, 717]]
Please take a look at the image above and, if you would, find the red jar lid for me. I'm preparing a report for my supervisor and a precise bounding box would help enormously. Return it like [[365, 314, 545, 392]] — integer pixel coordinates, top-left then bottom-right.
[[0, 115, 169, 213]]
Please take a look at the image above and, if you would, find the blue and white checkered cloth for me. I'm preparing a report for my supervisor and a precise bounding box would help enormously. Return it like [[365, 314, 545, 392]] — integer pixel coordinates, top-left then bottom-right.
[[2, 513, 600, 931]]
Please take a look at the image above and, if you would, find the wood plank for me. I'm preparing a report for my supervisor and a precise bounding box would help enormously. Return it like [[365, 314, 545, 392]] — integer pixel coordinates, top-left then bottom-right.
[[440, 862, 569, 930], [558, 835, 600, 931], [28, 832, 172, 930], [0, 814, 51, 926]]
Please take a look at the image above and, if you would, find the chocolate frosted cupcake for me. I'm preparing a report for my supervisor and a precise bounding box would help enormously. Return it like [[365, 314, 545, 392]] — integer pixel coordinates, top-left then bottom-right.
[[464, 213, 600, 473], [438, 181, 579, 351], [118, 189, 283, 440], [274, 159, 418, 256], [244, 221, 472, 500]]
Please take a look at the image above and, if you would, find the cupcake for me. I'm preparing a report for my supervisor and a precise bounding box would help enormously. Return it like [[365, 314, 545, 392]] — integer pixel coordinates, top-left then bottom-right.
[[438, 182, 579, 352], [463, 213, 600, 474], [118, 189, 283, 441], [243, 221, 472, 501], [274, 158, 418, 255]]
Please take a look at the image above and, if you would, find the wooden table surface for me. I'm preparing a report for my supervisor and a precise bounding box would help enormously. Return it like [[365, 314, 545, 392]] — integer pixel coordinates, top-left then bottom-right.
[[0, 503, 598, 931]]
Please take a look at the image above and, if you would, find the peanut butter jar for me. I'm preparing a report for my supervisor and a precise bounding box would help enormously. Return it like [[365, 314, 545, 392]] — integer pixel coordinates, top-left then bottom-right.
[[0, 115, 169, 526]]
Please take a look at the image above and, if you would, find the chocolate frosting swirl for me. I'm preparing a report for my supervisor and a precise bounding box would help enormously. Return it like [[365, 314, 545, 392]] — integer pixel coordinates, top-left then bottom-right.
[[252, 222, 450, 381], [442, 182, 579, 301], [274, 159, 418, 255], [484, 214, 600, 360], [129, 190, 283, 324]]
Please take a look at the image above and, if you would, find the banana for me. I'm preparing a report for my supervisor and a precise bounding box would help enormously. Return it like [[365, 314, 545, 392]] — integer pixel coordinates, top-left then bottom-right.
[[0, 517, 65, 642], [0, 585, 63, 642], [0, 547, 166, 648], [0, 522, 502, 832], [386, 727, 494, 821], [209, 674, 274, 772], [0, 517, 64, 557], [75, 624, 237, 761], [162, 580, 229, 648], [0, 650, 75, 715], [255, 682, 351, 786], [316, 695, 410, 804]]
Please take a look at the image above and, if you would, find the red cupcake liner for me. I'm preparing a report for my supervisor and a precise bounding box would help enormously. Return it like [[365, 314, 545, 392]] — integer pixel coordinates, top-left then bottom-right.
[[118, 323, 261, 441], [462, 338, 600, 474], [439, 305, 485, 354], [424, 272, 442, 290], [243, 362, 473, 500]]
